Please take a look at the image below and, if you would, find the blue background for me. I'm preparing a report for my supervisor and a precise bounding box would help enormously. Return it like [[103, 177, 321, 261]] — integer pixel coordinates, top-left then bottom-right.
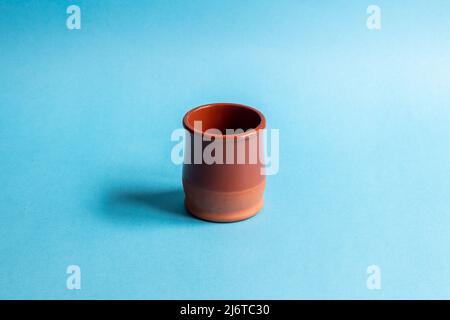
[[1, 0, 450, 299]]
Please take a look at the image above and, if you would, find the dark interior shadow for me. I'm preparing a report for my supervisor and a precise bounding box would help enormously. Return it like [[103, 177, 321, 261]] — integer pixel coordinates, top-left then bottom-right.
[[101, 187, 200, 225]]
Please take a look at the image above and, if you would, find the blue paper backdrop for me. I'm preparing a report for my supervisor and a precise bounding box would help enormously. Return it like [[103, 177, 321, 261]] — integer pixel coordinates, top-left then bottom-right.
[[1, 0, 450, 299]]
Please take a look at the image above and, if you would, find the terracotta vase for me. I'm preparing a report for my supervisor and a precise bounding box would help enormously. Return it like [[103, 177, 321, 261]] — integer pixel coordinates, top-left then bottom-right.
[[182, 103, 266, 222]]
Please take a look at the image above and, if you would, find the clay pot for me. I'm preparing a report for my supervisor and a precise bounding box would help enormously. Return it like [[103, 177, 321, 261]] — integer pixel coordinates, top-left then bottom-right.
[[182, 103, 266, 222]]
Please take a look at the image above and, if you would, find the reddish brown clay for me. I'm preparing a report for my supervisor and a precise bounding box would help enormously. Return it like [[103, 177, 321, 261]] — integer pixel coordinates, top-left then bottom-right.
[[182, 103, 266, 222]]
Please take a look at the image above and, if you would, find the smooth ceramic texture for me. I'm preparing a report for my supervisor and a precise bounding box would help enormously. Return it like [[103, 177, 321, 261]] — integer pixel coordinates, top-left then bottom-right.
[[182, 103, 266, 222]]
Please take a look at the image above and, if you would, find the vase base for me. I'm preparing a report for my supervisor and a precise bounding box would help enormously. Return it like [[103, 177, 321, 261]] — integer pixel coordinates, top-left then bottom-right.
[[182, 179, 265, 223]]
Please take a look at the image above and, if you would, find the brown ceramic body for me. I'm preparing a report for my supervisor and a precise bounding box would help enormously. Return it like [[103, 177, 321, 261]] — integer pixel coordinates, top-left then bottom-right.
[[182, 103, 266, 222]]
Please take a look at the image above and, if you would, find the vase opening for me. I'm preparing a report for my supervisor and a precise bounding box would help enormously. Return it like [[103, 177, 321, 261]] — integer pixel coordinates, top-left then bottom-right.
[[183, 103, 265, 136]]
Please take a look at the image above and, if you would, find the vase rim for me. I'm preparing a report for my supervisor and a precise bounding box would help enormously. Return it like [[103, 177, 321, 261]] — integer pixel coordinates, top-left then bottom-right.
[[183, 102, 266, 139]]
